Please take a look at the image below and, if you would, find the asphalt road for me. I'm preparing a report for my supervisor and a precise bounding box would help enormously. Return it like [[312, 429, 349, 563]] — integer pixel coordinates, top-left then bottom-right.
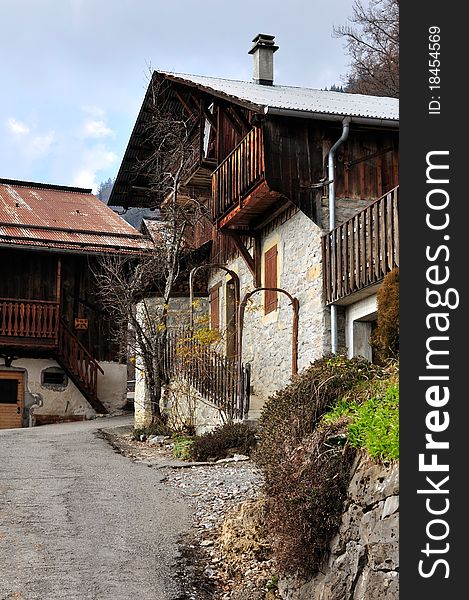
[[0, 416, 191, 600]]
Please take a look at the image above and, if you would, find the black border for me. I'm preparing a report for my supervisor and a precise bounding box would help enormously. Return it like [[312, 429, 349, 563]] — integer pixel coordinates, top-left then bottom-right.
[[400, 3, 467, 596]]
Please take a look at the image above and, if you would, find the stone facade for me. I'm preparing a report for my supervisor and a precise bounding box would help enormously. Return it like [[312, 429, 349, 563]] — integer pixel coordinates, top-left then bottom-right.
[[135, 197, 380, 426], [208, 209, 330, 408], [279, 453, 399, 600], [321, 196, 374, 229]]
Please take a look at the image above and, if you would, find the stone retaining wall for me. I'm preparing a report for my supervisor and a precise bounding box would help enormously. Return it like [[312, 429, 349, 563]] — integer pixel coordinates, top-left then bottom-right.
[[279, 453, 399, 600]]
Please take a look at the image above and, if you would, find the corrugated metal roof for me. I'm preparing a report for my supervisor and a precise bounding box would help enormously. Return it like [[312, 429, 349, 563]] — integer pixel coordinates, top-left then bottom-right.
[[161, 71, 399, 122], [0, 180, 149, 254]]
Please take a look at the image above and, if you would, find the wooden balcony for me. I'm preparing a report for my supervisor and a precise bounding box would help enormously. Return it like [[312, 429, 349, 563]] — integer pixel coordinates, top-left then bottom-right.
[[0, 299, 59, 348], [211, 127, 280, 229], [322, 186, 399, 304]]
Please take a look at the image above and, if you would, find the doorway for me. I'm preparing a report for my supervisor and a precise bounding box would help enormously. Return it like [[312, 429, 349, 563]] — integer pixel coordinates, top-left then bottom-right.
[[226, 279, 237, 358], [0, 371, 24, 429]]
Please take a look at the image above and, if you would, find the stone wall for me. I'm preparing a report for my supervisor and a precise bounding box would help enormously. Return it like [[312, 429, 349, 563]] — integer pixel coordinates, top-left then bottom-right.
[[279, 453, 399, 600], [208, 210, 330, 408], [321, 196, 374, 228], [162, 378, 225, 434], [133, 295, 209, 429]]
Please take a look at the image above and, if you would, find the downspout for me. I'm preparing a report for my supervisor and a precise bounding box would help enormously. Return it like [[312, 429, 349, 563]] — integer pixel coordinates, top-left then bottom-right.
[[328, 117, 350, 354]]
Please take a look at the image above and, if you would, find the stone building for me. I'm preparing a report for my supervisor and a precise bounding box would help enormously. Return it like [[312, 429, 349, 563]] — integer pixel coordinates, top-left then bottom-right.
[[110, 35, 399, 430]]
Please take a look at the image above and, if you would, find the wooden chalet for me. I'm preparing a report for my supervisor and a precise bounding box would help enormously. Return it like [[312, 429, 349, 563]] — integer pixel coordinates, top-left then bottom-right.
[[0, 179, 148, 429], [110, 34, 400, 428]]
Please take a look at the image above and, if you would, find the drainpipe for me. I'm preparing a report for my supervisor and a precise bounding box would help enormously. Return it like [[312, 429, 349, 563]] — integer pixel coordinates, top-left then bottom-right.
[[28, 393, 43, 427], [328, 117, 350, 354]]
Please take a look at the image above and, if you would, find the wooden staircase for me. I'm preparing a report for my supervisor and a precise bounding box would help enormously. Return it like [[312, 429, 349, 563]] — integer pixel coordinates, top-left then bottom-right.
[[57, 319, 108, 414]]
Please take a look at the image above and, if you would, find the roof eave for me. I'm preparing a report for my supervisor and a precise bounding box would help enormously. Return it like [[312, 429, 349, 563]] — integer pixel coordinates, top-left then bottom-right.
[[263, 106, 399, 128], [158, 71, 263, 113]]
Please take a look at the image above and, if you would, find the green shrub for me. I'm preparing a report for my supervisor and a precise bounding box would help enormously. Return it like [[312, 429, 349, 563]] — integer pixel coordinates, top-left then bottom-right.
[[254, 355, 388, 577], [172, 436, 194, 461], [256, 355, 383, 474], [191, 422, 258, 462], [324, 382, 399, 460], [371, 267, 399, 361]]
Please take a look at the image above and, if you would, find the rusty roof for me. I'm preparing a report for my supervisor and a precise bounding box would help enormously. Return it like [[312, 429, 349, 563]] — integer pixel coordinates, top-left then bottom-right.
[[0, 179, 149, 254]]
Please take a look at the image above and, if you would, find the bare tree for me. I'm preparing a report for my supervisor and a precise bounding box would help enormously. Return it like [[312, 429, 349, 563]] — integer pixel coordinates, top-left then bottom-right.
[[94, 75, 208, 422], [334, 0, 399, 98]]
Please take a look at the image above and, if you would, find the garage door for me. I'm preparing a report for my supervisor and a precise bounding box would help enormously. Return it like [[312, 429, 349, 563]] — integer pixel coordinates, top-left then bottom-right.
[[0, 371, 24, 429]]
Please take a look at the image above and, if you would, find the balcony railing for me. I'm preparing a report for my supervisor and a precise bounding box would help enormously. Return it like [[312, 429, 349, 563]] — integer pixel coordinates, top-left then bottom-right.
[[322, 186, 399, 304], [211, 127, 264, 222], [0, 299, 59, 345]]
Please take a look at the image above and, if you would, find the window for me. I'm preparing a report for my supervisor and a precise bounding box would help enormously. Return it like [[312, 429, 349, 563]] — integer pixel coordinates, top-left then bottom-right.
[[209, 283, 221, 330], [0, 379, 18, 404], [264, 244, 278, 314], [41, 367, 68, 388]]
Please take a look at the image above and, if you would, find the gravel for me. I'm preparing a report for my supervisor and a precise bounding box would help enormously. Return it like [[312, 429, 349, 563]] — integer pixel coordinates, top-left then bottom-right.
[[100, 426, 268, 599]]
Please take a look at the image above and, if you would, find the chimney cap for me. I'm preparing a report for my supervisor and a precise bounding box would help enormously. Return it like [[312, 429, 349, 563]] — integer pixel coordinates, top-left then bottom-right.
[[248, 33, 279, 55]]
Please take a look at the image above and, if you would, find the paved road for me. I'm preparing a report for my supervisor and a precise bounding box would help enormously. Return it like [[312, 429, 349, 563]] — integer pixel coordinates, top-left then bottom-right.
[[0, 417, 191, 600]]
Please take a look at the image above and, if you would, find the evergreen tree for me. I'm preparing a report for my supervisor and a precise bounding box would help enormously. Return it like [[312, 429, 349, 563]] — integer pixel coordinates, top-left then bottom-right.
[[97, 177, 115, 204]]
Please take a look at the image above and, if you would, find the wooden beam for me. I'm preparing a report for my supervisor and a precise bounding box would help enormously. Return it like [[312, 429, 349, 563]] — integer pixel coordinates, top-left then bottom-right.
[[253, 235, 262, 287], [199, 98, 205, 161], [216, 105, 222, 162], [222, 228, 257, 237], [222, 105, 243, 135], [174, 89, 197, 120], [225, 233, 255, 278], [56, 256, 62, 304], [250, 197, 293, 230], [229, 105, 251, 133]]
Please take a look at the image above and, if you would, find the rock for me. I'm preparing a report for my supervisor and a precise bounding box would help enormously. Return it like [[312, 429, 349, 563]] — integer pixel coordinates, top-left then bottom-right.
[[382, 495, 399, 519], [148, 435, 169, 445]]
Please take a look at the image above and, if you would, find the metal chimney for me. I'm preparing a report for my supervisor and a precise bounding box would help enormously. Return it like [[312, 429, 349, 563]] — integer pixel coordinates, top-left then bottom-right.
[[248, 34, 278, 86]]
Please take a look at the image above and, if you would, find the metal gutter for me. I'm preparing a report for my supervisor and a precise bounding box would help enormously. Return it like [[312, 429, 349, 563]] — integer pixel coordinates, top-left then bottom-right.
[[264, 106, 399, 127]]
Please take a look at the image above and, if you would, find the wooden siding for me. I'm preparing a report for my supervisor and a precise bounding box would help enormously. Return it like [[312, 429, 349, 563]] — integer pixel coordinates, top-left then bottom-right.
[[263, 117, 323, 223], [323, 186, 399, 304], [331, 130, 399, 201], [0, 249, 119, 362], [0, 250, 58, 300]]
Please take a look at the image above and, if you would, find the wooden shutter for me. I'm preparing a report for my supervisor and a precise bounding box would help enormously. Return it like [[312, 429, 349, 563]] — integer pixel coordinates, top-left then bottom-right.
[[209, 284, 220, 330], [264, 245, 278, 314]]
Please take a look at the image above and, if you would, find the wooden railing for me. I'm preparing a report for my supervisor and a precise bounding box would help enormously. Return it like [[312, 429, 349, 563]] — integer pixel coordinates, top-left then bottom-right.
[[0, 299, 59, 342], [211, 127, 264, 222], [323, 186, 399, 304], [58, 319, 105, 410], [162, 329, 250, 420]]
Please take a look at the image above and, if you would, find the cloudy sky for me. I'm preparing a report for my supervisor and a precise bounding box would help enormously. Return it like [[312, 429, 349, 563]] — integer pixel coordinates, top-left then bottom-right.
[[1, 0, 356, 192]]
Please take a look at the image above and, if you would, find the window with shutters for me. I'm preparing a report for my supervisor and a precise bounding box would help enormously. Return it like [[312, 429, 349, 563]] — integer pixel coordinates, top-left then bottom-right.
[[209, 283, 221, 330], [264, 244, 278, 314]]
